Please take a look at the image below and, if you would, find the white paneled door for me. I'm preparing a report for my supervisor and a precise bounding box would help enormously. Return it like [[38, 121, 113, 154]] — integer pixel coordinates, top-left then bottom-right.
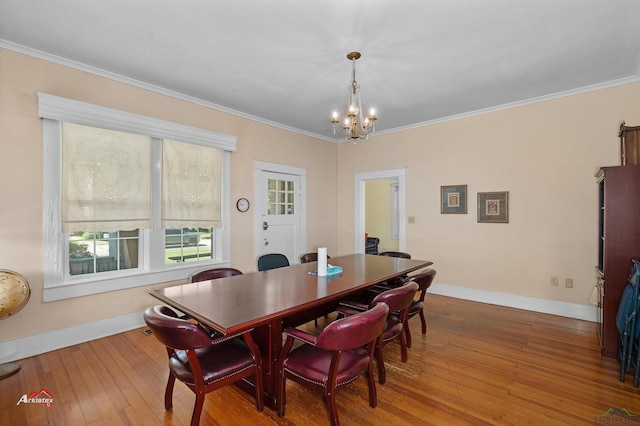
[[254, 163, 305, 267]]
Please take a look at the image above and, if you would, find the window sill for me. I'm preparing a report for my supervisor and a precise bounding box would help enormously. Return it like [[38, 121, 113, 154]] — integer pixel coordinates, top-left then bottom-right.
[[43, 261, 231, 302]]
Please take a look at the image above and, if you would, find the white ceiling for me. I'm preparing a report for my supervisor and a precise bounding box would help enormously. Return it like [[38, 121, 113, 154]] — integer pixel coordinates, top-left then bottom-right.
[[1, 0, 640, 141]]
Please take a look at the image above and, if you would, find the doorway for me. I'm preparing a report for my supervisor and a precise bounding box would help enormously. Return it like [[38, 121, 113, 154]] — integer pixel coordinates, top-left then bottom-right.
[[354, 168, 406, 253], [253, 161, 307, 265], [365, 178, 399, 252]]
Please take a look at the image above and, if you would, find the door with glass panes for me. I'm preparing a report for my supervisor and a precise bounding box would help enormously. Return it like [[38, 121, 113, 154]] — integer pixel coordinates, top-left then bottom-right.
[[257, 171, 301, 265]]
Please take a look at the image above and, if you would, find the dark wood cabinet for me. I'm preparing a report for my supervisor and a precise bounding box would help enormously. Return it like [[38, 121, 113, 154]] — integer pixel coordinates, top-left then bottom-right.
[[619, 123, 640, 166], [596, 165, 640, 357]]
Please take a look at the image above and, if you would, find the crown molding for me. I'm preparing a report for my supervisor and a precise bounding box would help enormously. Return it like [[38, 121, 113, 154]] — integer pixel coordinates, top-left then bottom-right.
[[1, 40, 333, 142]]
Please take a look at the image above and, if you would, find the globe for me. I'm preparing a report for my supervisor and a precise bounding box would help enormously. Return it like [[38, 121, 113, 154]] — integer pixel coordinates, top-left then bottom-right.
[[0, 269, 30, 380], [0, 269, 30, 319]]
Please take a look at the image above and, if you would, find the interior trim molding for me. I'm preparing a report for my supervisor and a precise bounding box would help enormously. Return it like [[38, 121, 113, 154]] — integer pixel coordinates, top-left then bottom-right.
[[430, 282, 597, 322], [0, 283, 596, 363], [3, 40, 638, 144], [0, 311, 146, 364], [1, 40, 335, 143]]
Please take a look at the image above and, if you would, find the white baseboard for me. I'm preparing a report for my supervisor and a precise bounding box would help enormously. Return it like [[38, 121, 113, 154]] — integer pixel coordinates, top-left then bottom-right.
[[0, 284, 597, 363], [429, 283, 598, 322], [0, 311, 146, 363]]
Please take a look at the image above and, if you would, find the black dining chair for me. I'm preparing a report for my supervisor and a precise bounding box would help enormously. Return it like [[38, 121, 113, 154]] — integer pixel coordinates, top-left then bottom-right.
[[257, 253, 290, 271]]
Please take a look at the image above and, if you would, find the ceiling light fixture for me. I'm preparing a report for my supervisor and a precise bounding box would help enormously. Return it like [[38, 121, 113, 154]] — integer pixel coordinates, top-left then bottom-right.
[[331, 52, 377, 141]]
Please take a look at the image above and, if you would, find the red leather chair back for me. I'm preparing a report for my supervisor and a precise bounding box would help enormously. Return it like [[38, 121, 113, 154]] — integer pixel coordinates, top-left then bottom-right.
[[191, 267, 242, 283], [316, 302, 389, 351], [300, 252, 331, 263], [143, 305, 212, 350], [370, 281, 418, 313], [378, 251, 411, 259], [404, 269, 436, 293]]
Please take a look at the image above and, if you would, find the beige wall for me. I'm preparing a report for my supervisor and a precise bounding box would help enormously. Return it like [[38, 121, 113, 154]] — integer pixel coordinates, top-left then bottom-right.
[[3, 45, 640, 346], [0, 49, 337, 341], [337, 82, 640, 305]]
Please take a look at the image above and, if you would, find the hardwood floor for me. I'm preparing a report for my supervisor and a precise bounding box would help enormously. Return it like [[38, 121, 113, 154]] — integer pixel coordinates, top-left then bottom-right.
[[2, 294, 640, 425]]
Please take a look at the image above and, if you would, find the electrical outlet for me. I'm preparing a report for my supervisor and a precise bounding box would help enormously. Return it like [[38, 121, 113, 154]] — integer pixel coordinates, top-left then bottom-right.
[[551, 276, 558, 286], [565, 278, 573, 288]]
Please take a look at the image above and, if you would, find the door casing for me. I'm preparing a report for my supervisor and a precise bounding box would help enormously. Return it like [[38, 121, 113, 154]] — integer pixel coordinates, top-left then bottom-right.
[[355, 168, 406, 253]]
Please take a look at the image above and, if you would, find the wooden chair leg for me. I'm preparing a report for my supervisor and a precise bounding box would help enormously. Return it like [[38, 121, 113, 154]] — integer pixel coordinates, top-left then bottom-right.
[[419, 309, 427, 334], [376, 343, 386, 385], [400, 329, 408, 363], [190, 393, 205, 426], [243, 332, 264, 412], [325, 389, 340, 426], [367, 358, 378, 408], [405, 324, 413, 348], [164, 373, 176, 410]]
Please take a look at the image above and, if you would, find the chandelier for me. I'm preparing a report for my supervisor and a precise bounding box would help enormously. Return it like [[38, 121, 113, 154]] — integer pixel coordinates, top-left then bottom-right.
[[331, 52, 377, 141]]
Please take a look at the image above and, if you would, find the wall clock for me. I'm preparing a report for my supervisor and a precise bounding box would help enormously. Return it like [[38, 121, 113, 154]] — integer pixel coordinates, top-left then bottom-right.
[[236, 198, 250, 212]]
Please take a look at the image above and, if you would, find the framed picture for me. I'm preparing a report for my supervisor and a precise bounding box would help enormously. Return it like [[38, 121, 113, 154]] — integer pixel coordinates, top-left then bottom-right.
[[477, 191, 509, 223], [441, 185, 467, 214]]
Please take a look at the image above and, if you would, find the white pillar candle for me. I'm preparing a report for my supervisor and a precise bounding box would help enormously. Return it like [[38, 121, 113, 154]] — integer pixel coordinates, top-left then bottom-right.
[[317, 247, 328, 276]]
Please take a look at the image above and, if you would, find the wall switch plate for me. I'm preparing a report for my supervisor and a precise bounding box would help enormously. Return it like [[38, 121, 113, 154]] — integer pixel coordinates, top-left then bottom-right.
[[565, 278, 573, 288], [408, 216, 415, 224]]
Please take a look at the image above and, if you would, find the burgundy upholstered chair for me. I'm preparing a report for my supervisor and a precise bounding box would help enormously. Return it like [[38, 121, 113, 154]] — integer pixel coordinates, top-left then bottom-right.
[[143, 306, 263, 426], [402, 269, 436, 348], [187, 268, 244, 334], [277, 302, 389, 426], [378, 251, 412, 259], [376, 251, 412, 288], [300, 252, 331, 263], [190, 267, 242, 283], [338, 281, 418, 384]]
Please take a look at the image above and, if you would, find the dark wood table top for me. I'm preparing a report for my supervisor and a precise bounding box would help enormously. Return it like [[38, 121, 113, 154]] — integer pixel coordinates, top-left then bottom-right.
[[150, 253, 433, 335]]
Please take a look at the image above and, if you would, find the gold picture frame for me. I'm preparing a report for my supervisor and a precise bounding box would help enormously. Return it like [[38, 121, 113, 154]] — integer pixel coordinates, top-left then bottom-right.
[[441, 185, 467, 214], [477, 191, 509, 223]]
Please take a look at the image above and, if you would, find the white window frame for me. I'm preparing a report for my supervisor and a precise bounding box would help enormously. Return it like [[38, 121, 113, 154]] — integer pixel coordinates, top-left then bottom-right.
[[40, 93, 236, 302]]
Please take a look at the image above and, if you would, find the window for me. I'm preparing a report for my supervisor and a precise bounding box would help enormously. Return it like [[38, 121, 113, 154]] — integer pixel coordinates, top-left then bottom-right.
[[69, 230, 139, 275], [40, 93, 236, 301], [268, 178, 295, 215], [164, 228, 213, 263]]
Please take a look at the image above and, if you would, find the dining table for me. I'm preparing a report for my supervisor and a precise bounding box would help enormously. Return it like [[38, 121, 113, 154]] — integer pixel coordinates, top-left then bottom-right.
[[150, 253, 433, 408]]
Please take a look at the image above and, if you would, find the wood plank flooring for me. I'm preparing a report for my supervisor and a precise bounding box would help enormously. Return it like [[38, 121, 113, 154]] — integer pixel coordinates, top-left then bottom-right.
[[2, 294, 640, 425]]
